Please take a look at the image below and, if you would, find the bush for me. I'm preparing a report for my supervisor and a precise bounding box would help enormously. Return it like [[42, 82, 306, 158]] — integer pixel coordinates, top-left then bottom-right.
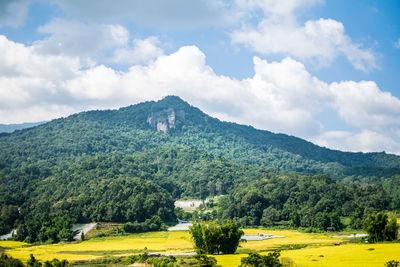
[[27, 254, 42, 267], [146, 256, 178, 267], [386, 260, 400, 267], [43, 258, 68, 267], [0, 253, 24, 267], [127, 251, 149, 263], [194, 254, 217, 267], [240, 251, 282, 267]]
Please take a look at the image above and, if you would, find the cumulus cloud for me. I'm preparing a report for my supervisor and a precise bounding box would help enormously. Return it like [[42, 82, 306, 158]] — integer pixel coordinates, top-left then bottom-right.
[[232, 1, 376, 71], [0, 0, 30, 27], [111, 37, 164, 65], [32, 20, 165, 66], [0, 35, 399, 154], [0, 35, 80, 109], [312, 130, 400, 154], [330, 81, 400, 131], [33, 20, 129, 60]]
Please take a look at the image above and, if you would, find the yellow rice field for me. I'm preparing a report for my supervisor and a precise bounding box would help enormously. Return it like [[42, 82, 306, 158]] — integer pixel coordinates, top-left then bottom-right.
[[1, 231, 192, 262], [239, 229, 347, 251], [0, 241, 28, 248], [214, 243, 400, 267], [280, 243, 400, 267], [2, 229, 399, 266]]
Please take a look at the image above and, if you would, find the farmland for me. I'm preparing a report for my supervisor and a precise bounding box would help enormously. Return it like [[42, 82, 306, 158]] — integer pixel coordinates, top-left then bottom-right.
[[2, 229, 399, 266], [0, 231, 192, 262]]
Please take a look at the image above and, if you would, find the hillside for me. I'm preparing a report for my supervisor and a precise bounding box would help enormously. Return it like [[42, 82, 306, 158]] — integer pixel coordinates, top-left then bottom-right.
[[1, 146, 397, 242], [1, 96, 399, 178]]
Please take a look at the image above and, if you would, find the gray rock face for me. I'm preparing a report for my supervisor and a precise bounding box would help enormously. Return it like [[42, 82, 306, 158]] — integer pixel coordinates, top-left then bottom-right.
[[147, 108, 185, 132]]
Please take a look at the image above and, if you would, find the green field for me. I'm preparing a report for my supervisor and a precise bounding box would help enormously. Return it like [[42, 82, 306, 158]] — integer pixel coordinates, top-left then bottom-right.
[[1, 229, 399, 266]]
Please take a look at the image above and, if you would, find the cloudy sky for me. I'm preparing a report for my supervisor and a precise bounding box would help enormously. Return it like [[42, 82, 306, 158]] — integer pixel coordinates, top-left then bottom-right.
[[0, 0, 400, 154]]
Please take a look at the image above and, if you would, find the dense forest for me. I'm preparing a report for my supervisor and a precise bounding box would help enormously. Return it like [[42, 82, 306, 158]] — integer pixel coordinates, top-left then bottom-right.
[[1, 96, 400, 242]]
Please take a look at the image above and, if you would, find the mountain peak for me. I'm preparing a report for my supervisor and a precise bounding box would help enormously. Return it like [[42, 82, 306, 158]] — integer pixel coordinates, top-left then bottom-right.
[[154, 95, 192, 110], [158, 95, 186, 104], [146, 96, 191, 132]]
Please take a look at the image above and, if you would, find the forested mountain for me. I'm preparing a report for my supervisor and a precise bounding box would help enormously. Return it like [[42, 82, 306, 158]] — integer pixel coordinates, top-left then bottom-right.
[[1, 96, 399, 178], [1, 96, 400, 242]]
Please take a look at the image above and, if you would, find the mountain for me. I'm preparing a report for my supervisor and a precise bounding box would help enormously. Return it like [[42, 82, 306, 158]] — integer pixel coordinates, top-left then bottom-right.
[[0, 122, 46, 133], [1, 96, 400, 242], [0, 95, 399, 178]]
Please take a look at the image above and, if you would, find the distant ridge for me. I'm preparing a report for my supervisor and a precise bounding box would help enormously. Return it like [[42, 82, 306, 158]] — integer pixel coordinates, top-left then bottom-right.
[[0, 121, 46, 133]]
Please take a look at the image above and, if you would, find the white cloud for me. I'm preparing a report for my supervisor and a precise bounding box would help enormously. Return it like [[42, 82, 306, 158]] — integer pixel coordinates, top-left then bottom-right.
[[111, 37, 164, 65], [312, 130, 400, 154], [0, 0, 29, 27], [33, 20, 129, 59], [232, 2, 376, 71], [32, 20, 164, 66], [0, 35, 399, 154], [0, 35, 80, 111], [330, 81, 400, 131]]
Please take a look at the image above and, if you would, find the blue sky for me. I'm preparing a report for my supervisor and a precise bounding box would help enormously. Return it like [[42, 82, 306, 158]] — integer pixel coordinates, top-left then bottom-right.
[[0, 0, 399, 154]]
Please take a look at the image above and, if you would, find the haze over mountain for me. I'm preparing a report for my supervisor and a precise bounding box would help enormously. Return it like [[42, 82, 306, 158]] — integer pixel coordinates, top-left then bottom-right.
[[0, 122, 46, 133]]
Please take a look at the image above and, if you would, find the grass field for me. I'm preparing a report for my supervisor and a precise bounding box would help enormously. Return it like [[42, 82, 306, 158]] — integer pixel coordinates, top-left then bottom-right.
[[1, 229, 399, 266]]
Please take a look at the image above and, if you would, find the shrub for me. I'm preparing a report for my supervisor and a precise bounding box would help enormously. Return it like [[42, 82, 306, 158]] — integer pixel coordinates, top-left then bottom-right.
[[386, 260, 400, 267], [240, 251, 282, 267], [0, 253, 24, 267]]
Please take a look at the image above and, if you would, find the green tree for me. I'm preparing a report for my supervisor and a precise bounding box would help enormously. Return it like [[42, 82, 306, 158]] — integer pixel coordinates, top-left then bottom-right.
[[80, 231, 85, 241], [27, 254, 42, 267], [362, 212, 399, 243], [363, 212, 388, 242], [219, 221, 244, 254], [189, 221, 243, 254], [385, 215, 399, 241]]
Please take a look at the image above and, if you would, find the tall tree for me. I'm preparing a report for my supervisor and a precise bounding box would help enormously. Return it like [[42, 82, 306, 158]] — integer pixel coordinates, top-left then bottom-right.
[[189, 221, 243, 254]]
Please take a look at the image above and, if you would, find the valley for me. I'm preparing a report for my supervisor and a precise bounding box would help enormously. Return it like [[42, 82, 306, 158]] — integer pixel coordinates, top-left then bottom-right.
[[1, 96, 400, 266]]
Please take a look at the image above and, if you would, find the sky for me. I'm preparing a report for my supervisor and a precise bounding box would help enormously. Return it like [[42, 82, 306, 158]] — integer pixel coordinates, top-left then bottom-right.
[[0, 0, 400, 154]]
